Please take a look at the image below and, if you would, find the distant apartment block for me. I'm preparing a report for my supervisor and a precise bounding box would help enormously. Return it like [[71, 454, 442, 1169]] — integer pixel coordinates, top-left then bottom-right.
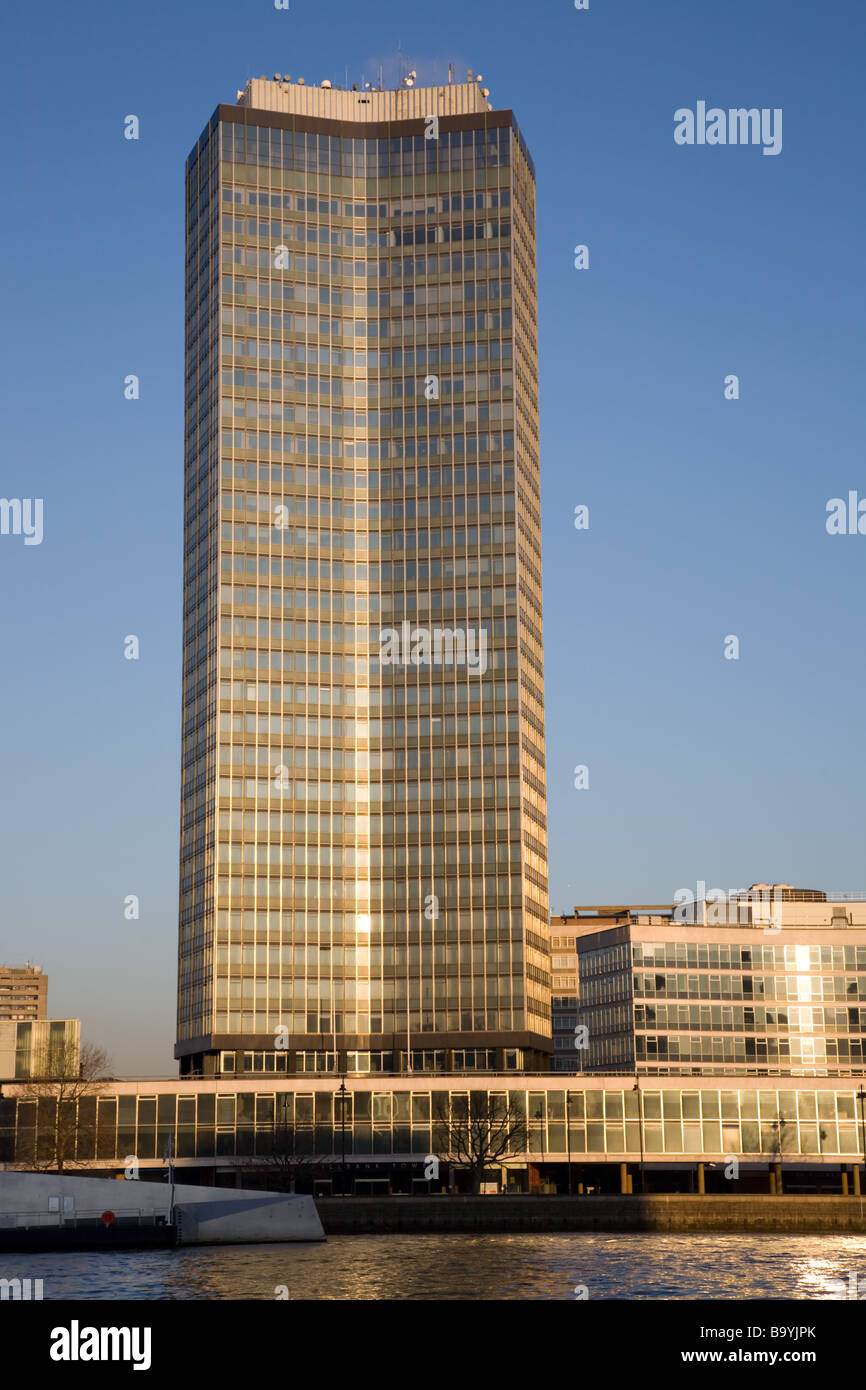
[[0, 965, 47, 1021]]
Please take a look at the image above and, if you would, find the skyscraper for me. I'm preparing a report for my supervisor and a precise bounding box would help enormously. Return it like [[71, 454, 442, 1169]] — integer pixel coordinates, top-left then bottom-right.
[[177, 73, 548, 1078]]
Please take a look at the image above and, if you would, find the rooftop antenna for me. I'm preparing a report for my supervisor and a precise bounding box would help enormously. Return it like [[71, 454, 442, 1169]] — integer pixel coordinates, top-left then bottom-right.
[[448, 63, 453, 85]]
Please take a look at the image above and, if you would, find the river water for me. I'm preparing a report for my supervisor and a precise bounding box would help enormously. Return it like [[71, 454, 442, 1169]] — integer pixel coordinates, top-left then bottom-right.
[[9, 1233, 866, 1300]]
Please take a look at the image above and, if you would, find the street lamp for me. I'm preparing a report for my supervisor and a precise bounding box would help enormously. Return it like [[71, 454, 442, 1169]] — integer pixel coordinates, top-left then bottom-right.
[[336, 1077, 348, 1197], [405, 908, 413, 1075], [770, 1117, 787, 1195], [565, 1090, 573, 1196], [532, 1106, 545, 1192], [632, 1075, 645, 1194], [856, 1088, 866, 1195]]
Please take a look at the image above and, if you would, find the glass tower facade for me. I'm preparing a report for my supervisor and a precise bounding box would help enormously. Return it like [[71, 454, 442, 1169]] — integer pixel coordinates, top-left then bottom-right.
[[177, 79, 548, 1078]]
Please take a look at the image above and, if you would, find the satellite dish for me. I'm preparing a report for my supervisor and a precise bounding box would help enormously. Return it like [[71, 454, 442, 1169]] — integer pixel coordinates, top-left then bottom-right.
[[297, 77, 305, 85], [321, 79, 332, 88]]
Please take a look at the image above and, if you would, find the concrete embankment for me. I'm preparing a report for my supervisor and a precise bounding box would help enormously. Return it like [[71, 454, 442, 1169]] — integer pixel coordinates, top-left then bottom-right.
[[316, 1194, 866, 1235], [0, 1172, 325, 1250]]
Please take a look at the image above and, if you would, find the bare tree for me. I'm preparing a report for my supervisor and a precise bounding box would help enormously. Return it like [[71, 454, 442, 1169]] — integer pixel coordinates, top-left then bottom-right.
[[762, 1111, 800, 1194], [240, 1124, 337, 1193], [16, 1041, 112, 1173], [762, 1112, 797, 1160], [433, 1093, 529, 1194]]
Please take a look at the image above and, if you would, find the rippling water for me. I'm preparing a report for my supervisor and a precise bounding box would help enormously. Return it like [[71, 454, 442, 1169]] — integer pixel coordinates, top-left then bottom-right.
[[8, 1234, 866, 1300]]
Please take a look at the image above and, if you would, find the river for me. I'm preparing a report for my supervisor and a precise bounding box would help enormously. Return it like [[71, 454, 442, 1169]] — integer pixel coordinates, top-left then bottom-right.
[[8, 1232, 866, 1300]]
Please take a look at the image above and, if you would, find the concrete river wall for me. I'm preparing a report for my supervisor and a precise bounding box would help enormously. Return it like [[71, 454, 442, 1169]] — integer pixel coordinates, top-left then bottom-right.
[[316, 1194, 866, 1234]]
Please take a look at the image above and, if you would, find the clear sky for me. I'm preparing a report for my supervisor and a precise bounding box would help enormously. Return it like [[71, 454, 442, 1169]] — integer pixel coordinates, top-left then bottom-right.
[[1, 0, 863, 1075]]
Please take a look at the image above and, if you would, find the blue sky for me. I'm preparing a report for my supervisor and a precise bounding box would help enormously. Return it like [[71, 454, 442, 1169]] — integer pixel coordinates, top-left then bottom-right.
[[1, 0, 863, 1074]]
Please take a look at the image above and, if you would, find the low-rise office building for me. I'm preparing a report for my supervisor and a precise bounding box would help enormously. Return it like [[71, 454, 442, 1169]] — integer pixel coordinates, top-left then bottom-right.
[[573, 886, 866, 1077], [1, 1072, 864, 1196], [0, 1019, 81, 1081]]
